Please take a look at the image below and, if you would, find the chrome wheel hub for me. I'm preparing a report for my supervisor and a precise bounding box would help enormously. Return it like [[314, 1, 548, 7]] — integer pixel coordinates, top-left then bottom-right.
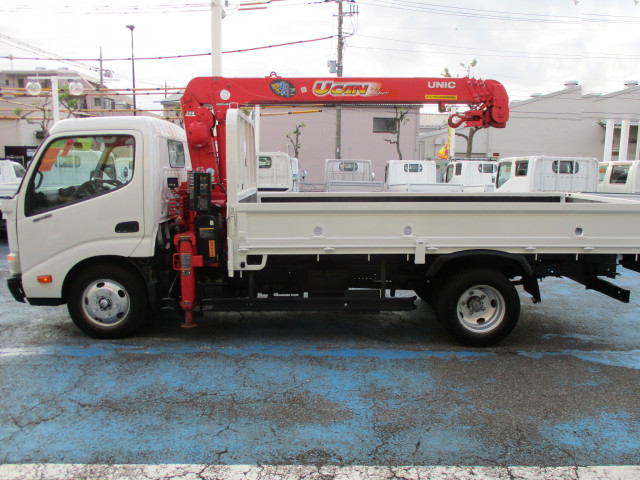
[[82, 280, 130, 326], [457, 285, 506, 333]]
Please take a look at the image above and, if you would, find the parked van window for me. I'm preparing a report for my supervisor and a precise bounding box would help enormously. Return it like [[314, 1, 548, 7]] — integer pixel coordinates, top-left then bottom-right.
[[404, 163, 423, 173], [445, 164, 454, 183], [259, 156, 272, 169], [13, 163, 26, 178], [610, 165, 630, 184], [515, 160, 529, 177], [599, 164, 608, 183], [480, 163, 496, 174], [552, 160, 578, 174], [496, 161, 512, 188], [339, 162, 358, 172]]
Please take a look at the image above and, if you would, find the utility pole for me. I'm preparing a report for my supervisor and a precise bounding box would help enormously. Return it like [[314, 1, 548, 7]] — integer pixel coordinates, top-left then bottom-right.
[[330, 0, 357, 159], [335, 0, 344, 159], [125, 25, 137, 116], [211, 0, 223, 76], [99, 47, 104, 116]]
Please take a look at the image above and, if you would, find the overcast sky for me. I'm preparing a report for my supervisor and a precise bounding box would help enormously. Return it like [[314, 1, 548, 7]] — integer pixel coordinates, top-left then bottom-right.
[[1, 0, 639, 111]]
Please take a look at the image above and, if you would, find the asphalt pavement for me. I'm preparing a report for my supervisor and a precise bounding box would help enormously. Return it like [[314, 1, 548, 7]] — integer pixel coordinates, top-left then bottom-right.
[[0, 235, 639, 479]]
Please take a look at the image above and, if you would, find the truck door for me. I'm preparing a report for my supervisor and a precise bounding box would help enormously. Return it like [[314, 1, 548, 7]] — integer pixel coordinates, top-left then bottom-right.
[[15, 132, 144, 295]]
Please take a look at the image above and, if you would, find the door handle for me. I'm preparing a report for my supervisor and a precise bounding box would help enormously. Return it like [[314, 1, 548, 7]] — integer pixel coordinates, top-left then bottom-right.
[[115, 221, 139, 233]]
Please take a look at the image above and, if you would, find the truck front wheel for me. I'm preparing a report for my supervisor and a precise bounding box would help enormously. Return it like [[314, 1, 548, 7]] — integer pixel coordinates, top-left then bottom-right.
[[67, 264, 148, 339], [435, 268, 520, 347]]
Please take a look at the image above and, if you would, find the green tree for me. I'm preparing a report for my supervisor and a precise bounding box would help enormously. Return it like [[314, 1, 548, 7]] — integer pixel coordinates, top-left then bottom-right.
[[286, 122, 305, 159], [58, 85, 83, 118]]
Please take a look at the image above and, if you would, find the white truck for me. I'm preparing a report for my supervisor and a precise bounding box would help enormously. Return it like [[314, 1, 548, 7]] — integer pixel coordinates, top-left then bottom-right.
[[445, 158, 497, 192], [384, 160, 462, 192], [0, 159, 26, 231], [4, 75, 640, 347], [324, 159, 384, 192], [496, 156, 599, 193], [598, 160, 640, 194], [257, 151, 303, 192]]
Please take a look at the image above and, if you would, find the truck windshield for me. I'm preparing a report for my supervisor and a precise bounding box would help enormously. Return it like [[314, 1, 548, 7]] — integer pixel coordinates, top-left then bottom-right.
[[599, 164, 608, 182], [445, 164, 454, 183], [496, 161, 512, 188], [26, 135, 135, 216]]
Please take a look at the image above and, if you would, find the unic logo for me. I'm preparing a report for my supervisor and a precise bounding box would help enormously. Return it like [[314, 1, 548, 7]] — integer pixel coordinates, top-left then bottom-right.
[[428, 81, 457, 89], [313, 81, 379, 96]]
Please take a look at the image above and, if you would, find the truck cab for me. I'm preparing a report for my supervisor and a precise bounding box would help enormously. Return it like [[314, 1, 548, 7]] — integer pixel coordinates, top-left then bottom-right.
[[495, 156, 598, 193], [445, 158, 497, 191], [3, 116, 191, 332], [597, 160, 640, 194], [384, 160, 461, 192], [324, 159, 383, 192], [0, 159, 26, 231], [257, 152, 303, 192]]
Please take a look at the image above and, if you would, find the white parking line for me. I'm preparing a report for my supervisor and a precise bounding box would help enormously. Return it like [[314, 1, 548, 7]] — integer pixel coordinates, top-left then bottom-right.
[[0, 464, 639, 480]]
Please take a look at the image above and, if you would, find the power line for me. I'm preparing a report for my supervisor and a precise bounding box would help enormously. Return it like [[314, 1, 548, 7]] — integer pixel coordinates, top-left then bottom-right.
[[358, 0, 640, 25], [346, 43, 581, 61], [0, 0, 322, 14], [357, 0, 580, 23], [0, 35, 336, 63], [354, 34, 583, 60]]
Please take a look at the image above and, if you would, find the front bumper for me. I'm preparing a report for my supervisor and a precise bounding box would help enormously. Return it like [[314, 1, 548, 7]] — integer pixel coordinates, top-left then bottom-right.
[[7, 275, 26, 303]]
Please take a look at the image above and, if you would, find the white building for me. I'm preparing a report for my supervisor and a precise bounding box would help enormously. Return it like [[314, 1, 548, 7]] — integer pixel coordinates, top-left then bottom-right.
[[0, 68, 135, 165], [420, 82, 640, 163]]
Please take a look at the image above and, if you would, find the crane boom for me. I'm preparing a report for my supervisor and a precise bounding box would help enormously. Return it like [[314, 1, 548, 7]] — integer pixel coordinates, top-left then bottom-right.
[[180, 74, 509, 176]]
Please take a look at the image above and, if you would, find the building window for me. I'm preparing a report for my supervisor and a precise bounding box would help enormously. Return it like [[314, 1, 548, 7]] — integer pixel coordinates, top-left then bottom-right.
[[94, 97, 101, 107], [373, 117, 398, 133], [17, 78, 24, 88]]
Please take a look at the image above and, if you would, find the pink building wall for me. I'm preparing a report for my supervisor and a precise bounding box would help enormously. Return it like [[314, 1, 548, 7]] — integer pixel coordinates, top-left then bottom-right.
[[259, 106, 419, 183]]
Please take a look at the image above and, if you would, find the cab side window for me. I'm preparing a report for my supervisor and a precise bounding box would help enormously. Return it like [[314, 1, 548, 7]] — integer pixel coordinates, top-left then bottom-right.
[[168, 139, 185, 168], [26, 135, 135, 216]]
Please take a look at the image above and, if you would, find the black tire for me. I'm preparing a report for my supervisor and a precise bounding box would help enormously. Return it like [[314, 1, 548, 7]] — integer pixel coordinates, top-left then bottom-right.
[[67, 264, 149, 339], [435, 268, 520, 347]]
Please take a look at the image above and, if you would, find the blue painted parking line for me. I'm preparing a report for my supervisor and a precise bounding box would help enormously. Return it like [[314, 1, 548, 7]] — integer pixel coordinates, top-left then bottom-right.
[[1, 342, 640, 466]]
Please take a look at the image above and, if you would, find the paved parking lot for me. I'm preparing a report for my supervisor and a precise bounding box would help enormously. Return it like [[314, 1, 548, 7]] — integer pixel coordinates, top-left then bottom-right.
[[0, 236, 639, 478]]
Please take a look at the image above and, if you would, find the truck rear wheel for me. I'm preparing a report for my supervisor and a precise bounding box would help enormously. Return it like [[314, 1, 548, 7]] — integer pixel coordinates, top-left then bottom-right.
[[67, 264, 148, 339], [435, 268, 520, 347]]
